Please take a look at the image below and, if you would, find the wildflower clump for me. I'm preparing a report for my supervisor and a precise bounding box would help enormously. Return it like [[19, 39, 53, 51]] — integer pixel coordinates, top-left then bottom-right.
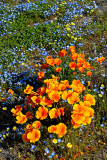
[[11, 46, 104, 144]]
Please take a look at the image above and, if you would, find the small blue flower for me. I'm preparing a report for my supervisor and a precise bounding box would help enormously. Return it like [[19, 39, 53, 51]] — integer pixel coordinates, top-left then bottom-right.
[[31, 145, 35, 150], [75, 76, 79, 79], [102, 117, 105, 120], [1, 137, 4, 141], [81, 124, 84, 128], [48, 155, 53, 159], [93, 88, 97, 92], [49, 134, 53, 138], [81, 81, 85, 84], [100, 86, 103, 90], [51, 152, 55, 156], [57, 138, 61, 143], [101, 91, 104, 95], [44, 148, 50, 154], [100, 124, 104, 127]]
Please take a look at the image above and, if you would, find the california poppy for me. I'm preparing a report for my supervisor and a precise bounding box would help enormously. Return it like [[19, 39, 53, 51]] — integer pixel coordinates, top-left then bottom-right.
[[27, 129, 41, 143], [24, 85, 33, 94], [97, 57, 105, 63], [56, 67, 62, 73], [58, 49, 67, 57], [35, 106, 48, 120], [56, 123, 67, 137], [16, 112, 27, 124]]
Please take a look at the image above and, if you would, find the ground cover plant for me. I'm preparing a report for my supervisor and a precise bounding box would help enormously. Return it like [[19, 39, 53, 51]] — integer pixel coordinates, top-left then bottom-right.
[[0, 0, 107, 159]]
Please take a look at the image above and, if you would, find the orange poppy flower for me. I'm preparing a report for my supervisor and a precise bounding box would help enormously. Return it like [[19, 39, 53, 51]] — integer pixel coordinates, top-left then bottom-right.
[[49, 108, 59, 119], [11, 105, 22, 116], [26, 111, 33, 119], [51, 74, 59, 81], [67, 91, 80, 104], [24, 84, 33, 94], [87, 71, 92, 76], [16, 112, 27, 124], [69, 46, 75, 55], [27, 129, 41, 143], [56, 67, 62, 73], [58, 108, 64, 116], [40, 63, 48, 69], [61, 80, 70, 89], [26, 124, 33, 130], [36, 87, 46, 96], [46, 80, 59, 92], [83, 62, 91, 69], [45, 55, 53, 61], [71, 119, 81, 128], [72, 79, 81, 85], [22, 130, 31, 143], [62, 90, 68, 100], [48, 125, 57, 133], [88, 81, 91, 86], [2, 97, 6, 101], [77, 58, 85, 63], [73, 72, 76, 75], [35, 106, 48, 120], [73, 102, 94, 118], [70, 82, 85, 94], [83, 94, 95, 105], [58, 49, 67, 57], [72, 53, 79, 61], [8, 89, 14, 95], [83, 101, 91, 107], [46, 58, 55, 66], [40, 96, 53, 107], [82, 117, 91, 125], [35, 64, 39, 68], [69, 46, 75, 51], [97, 57, 105, 63], [31, 96, 41, 105], [56, 123, 67, 137], [38, 71, 44, 79], [78, 67, 84, 73], [79, 53, 85, 59], [69, 62, 77, 70], [71, 113, 85, 124], [32, 121, 41, 129], [76, 63, 82, 68], [54, 58, 61, 65], [48, 90, 60, 102], [37, 77, 43, 82], [58, 83, 66, 91]]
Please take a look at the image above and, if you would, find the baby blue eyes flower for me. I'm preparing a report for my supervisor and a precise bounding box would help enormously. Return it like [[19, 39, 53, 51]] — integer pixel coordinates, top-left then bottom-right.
[[100, 86, 103, 90], [45, 148, 50, 154], [31, 145, 35, 150], [100, 124, 104, 128], [49, 134, 53, 138], [58, 138, 61, 143], [102, 117, 105, 120], [81, 81, 85, 84]]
